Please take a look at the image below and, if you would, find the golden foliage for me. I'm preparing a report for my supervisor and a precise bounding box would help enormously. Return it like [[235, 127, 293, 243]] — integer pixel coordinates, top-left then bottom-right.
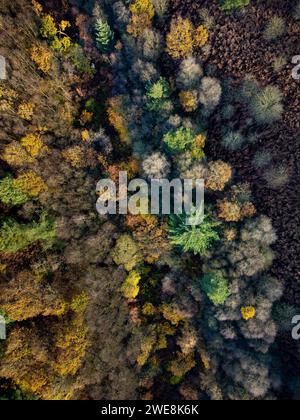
[[14, 171, 48, 197], [121, 270, 142, 300], [107, 97, 130, 144], [160, 303, 186, 326], [1, 142, 34, 167], [241, 202, 257, 218], [70, 293, 89, 314], [18, 102, 34, 121], [0, 264, 7, 274], [137, 333, 156, 367], [31, 45, 52, 73], [32, 0, 43, 15], [110, 234, 143, 271], [241, 306, 256, 321], [81, 110, 93, 124], [62, 145, 86, 168], [125, 214, 171, 263], [194, 25, 209, 48], [218, 199, 241, 222], [205, 160, 232, 191], [52, 313, 90, 376], [81, 129, 90, 142], [127, 0, 155, 38], [166, 16, 194, 59], [142, 302, 156, 316], [0, 270, 67, 321], [21, 133, 49, 158], [223, 228, 237, 241], [168, 352, 196, 379], [179, 90, 198, 112]]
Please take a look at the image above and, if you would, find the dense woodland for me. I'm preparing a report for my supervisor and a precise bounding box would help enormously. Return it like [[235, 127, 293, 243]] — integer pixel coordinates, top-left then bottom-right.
[[0, 0, 299, 400]]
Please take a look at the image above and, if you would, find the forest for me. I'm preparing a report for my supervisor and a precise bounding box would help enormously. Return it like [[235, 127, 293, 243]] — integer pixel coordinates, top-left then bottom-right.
[[0, 0, 299, 401]]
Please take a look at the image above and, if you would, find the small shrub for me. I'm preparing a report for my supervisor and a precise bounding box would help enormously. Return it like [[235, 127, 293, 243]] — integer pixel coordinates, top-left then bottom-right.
[[249, 85, 283, 124], [95, 19, 114, 53], [263, 17, 285, 42], [166, 16, 194, 59], [200, 272, 230, 306], [222, 130, 246, 151], [163, 127, 195, 154], [169, 209, 220, 256], [0, 177, 29, 207]]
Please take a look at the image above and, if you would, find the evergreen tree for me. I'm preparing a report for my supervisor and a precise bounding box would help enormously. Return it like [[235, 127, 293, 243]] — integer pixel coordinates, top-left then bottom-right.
[[95, 19, 114, 53]]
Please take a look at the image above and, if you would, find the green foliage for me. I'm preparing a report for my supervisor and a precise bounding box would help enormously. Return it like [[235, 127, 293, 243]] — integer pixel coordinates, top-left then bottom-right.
[[249, 85, 283, 124], [95, 18, 114, 53], [0, 214, 56, 254], [169, 208, 220, 255], [146, 78, 171, 112], [163, 127, 195, 155], [200, 272, 230, 305], [110, 234, 143, 271], [0, 176, 29, 208], [219, 0, 250, 12], [67, 44, 95, 76]]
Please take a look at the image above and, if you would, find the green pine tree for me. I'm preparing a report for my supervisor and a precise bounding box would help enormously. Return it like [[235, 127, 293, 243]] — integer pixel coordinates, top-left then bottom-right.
[[95, 19, 114, 53]]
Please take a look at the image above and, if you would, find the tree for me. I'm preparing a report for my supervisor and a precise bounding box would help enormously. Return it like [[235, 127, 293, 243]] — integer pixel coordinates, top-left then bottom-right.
[[205, 160, 232, 191], [127, 0, 155, 38], [169, 208, 220, 255], [166, 16, 194, 59], [263, 17, 285, 42], [121, 270, 141, 300], [219, 0, 250, 11], [248, 85, 283, 124], [200, 272, 230, 305], [142, 152, 170, 179], [95, 18, 114, 53], [0, 176, 29, 207], [0, 213, 56, 254], [110, 234, 143, 271], [194, 25, 209, 48], [145, 78, 171, 112], [163, 127, 195, 154]]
